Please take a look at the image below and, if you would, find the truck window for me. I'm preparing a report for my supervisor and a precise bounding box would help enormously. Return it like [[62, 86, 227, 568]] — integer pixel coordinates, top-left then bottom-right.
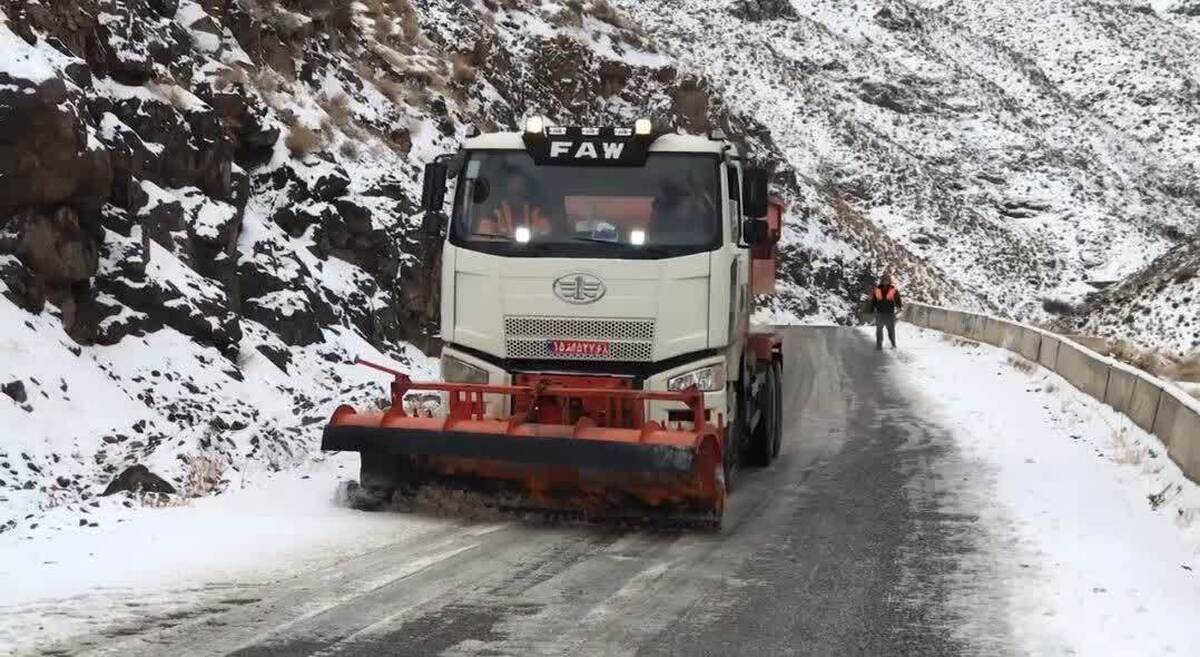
[[450, 151, 722, 259]]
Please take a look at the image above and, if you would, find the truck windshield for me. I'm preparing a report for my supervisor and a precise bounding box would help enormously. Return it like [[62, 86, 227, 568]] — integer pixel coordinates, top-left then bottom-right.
[[450, 151, 721, 259]]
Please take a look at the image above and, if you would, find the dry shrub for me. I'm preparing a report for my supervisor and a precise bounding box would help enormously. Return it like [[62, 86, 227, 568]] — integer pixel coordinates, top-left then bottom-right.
[[1165, 354, 1200, 383], [339, 140, 361, 160], [323, 91, 354, 130], [250, 66, 283, 95], [362, 0, 421, 44], [182, 455, 226, 498], [397, 0, 421, 41], [374, 75, 406, 104], [452, 53, 477, 84], [587, 0, 625, 27], [214, 65, 250, 90], [1107, 339, 1199, 383], [166, 85, 194, 111], [285, 124, 323, 156]]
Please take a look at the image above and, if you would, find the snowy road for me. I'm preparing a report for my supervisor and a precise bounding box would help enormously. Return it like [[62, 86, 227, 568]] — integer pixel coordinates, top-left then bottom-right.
[[6, 328, 1199, 656]]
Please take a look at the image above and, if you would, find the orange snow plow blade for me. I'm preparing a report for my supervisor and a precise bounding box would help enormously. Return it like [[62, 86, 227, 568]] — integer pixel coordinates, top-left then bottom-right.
[[322, 359, 726, 527]]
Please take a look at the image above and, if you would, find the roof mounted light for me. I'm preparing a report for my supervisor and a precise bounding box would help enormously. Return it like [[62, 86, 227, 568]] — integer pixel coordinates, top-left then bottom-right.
[[634, 119, 653, 136], [524, 116, 545, 134]]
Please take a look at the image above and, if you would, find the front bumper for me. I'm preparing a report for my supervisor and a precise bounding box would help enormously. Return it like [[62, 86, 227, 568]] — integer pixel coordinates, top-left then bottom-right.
[[440, 346, 728, 426]]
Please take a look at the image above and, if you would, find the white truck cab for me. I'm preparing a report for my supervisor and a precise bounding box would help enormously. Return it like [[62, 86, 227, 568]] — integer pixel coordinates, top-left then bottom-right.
[[418, 120, 783, 475]]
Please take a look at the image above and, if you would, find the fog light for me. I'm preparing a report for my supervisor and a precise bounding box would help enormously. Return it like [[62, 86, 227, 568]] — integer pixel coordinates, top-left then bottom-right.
[[525, 116, 545, 133], [634, 118, 653, 136], [667, 364, 726, 392], [630, 229, 646, 246], [514, 226, 532, 243]]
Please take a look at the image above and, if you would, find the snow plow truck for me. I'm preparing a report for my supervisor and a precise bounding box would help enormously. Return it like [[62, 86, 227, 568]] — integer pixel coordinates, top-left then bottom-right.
[[322, 118, 785, 528]]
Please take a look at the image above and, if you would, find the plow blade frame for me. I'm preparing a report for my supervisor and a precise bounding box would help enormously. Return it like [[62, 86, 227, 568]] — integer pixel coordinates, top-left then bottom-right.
[[322, 358, 727, 524]]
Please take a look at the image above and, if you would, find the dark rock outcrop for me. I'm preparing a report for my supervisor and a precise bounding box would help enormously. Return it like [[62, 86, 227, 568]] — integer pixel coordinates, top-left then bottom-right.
[[1, 380, 27, 404], [100, 464, 177, 496]]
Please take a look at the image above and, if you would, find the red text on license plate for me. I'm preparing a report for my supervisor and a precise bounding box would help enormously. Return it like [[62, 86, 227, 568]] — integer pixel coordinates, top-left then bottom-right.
[[547, 340, 610, 357]]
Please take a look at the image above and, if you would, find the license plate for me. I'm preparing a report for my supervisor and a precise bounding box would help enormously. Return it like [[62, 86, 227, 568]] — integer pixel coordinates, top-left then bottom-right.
[[547, 340, 611, 357]]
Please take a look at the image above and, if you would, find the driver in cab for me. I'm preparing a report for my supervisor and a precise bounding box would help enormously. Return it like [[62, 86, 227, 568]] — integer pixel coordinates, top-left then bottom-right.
[[650, 182, 714, 237], [475, 173, 554, 239]]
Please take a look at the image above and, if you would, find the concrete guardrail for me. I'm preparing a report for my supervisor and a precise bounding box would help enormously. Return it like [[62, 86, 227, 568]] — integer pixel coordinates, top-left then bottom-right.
[[903, 302, 1200, 484]]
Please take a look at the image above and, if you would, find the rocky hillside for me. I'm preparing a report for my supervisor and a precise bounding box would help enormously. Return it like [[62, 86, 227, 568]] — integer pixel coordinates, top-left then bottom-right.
[[0, 0, 1197, 534], [0, 0, 920, 535], [615, 0, 1200, 325], [1060, 237, 1200, 355]]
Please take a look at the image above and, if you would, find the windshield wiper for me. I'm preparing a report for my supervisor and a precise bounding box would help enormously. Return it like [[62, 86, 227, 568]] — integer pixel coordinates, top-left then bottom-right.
[[566, 235, 628, 246]]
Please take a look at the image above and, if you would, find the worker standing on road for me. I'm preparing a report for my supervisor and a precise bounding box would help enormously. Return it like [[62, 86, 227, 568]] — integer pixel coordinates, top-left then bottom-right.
[[870, 273, 902, 350]]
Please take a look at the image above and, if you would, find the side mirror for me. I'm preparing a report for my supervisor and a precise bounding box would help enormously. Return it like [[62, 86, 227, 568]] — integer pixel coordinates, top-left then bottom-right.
[[421, 160, 448, 213], [742, 218, 770, 245], [742, 167, 769, 219]]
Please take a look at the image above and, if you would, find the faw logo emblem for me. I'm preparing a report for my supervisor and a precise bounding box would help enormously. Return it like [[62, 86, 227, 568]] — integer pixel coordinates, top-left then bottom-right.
[[549, 141, 626, 160], [553, 273, 606, 305]]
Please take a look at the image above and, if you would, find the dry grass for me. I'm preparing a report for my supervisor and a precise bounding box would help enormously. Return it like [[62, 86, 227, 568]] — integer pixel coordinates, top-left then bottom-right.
[[322, 92, 355, 130], [181, 454, 226, 498], [1165, 354, 1200, 383], [285, 124, 323, 156], [1110, 426, 1148, 466], [250, 66, 284, 96], [587, 0, 627, 28], [214, 65, 250, 90], [166, 85, 194, 111], [1104, 338, 1200, 387], [1007, 355, 1036, 375], [943, 335, 980, 349]]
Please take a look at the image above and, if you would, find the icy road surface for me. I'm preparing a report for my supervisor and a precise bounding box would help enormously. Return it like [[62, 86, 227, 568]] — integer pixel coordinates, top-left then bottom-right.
[[3, 327, 1199, 656]]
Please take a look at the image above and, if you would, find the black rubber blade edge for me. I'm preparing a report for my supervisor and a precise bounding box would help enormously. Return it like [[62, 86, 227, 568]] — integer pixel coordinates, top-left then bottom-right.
[[322, 425, 697, 473]]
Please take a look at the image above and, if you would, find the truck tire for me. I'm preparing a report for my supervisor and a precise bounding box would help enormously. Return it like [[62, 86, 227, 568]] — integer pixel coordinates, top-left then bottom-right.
[[354, 450, 400, 510], [745, 362, 780, 467], [724, 382, 746, 493]]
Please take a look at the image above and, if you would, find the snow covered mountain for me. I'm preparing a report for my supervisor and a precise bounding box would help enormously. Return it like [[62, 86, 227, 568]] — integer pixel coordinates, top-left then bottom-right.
[[1, 0, 1197, 534]]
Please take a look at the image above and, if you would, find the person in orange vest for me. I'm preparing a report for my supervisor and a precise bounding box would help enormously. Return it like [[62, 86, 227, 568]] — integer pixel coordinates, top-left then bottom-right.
[[475, 173, 554, 239], [870, 272, 902, 350]]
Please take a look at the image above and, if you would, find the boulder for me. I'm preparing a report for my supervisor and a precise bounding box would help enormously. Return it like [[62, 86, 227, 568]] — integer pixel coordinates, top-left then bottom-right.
[[0, 73, 112, 213], [94, 0, 194, 84], [100, 464, 177, 496], [1, 380, 27, 404], [3, 207, 100, 287]]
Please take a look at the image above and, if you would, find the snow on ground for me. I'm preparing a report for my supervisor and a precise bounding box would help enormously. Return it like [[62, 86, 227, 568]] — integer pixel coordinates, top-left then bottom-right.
[[888, 326, 1200, 655], [0, 287, 437, 537], [0, 455, 455, 653]]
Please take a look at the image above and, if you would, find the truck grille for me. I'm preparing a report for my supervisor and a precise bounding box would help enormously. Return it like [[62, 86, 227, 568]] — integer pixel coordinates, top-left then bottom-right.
[[504, 317, 655, 361]]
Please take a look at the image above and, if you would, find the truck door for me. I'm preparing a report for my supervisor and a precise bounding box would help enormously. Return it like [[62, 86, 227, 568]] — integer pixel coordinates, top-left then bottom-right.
[[725, 162, 751, 347]]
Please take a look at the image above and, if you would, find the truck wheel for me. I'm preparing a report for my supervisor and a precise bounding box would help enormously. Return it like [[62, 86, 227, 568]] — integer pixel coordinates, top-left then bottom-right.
[[770, 361, 783, 459], [355, 450, 399, 510], [745, 363, 779, 468], [724, 384, 745, 493]]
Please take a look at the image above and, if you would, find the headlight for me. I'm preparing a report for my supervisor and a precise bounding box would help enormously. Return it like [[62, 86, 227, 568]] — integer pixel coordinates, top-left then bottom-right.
[[442, 354, 489, 384], [667, 364, 726, 392]]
